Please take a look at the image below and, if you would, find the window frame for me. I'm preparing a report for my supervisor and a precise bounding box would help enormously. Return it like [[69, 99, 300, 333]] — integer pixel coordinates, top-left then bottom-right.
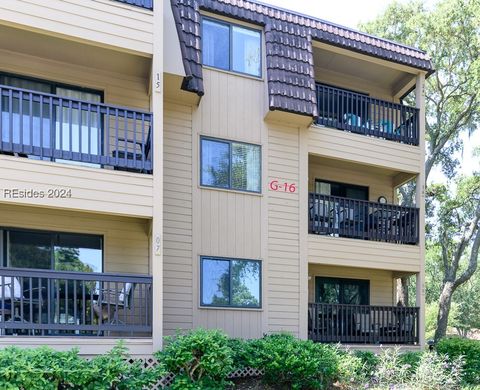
[[0, 227, 104, 273], [200, 136, 262, 194], [200, 256, 262, 309], [201, 16, 263, 78]]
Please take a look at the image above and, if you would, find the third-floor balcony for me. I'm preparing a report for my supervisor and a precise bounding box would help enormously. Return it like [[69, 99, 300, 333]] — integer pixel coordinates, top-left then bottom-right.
[[315, 83, 419, 146], [0, 84, 152, 174]]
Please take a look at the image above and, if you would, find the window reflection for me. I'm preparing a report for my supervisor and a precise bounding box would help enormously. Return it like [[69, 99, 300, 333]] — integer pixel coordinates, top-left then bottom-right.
[[3, 229, 102, 273], [201, 257, 261, 308]]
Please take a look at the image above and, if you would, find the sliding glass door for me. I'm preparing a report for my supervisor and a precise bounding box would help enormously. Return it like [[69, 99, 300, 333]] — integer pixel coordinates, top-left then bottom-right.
[[0, 73, 102, 166], [2, 229, 103, 273], [315, 277, 369, 305]]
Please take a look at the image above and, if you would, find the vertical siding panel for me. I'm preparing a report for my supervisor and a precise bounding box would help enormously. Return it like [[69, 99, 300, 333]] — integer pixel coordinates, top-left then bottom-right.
[[267, 125, 301, 336], [191, 69, 263, 338], [163, 102, 194, 334]]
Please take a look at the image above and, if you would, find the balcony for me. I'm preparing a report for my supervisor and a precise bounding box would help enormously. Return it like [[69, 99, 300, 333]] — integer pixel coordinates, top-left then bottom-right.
[[0, 268, 152, 337], [308, 193, 419, 245], [308, 303, 420, 345], [315, 84, 419, 146], [0, 85, 152, 174]]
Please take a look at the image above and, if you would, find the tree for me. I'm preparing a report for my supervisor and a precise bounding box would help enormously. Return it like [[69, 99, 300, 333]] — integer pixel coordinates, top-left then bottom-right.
[[361, 0, 480, 181], [428, 175, 480, 339], [361, 0, 480, 336]]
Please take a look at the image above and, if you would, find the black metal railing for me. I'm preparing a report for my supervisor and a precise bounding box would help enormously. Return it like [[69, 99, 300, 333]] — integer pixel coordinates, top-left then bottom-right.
[[308, 193, 419, 244], [315, 84, 419, 145], [309, 303, 419, 345], [114, 0, 153, 10], [0, 268, 152, 337], [0, 85, 153, 173]]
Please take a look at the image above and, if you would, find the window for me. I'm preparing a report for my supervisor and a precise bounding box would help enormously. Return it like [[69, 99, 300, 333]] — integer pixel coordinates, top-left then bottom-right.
[[315, 277, 369, 305], [200, 257, 261, 308], [0, 73, 103, 167], [314, 179, 368, 201], [202, 18, 262, 77], [1, 228, 103, 273], [201, 137, 261, 193]]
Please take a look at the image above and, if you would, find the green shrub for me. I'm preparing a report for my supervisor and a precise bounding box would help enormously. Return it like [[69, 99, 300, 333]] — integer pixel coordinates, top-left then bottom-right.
[[228, 338, 262, 372], [250, 333, 339, 390], [399, 351, 423, 373], [336, 350, 367, 389], [436, 337, 480, 384], [353, 350, 379, 375], [412, 351, 463, 390], [156, 328, 234, 389], [370, 347, 413, 387], [0, 343, 162, 390]]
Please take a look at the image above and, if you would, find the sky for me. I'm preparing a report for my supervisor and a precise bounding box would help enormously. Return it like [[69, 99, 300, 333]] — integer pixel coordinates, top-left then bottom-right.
[[260, 0, 480, 183]]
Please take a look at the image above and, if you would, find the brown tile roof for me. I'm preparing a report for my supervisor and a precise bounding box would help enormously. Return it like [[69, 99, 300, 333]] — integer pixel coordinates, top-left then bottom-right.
[[170, 0, 433, 118]]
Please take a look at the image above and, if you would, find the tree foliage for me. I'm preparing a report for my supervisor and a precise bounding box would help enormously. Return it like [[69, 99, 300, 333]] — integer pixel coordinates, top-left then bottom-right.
[[429, 175, 480, 339], [361, 0, 480, 181]]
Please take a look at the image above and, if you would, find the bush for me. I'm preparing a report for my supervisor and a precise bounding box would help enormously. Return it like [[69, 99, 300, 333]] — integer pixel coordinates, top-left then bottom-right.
[[370, 347, 412, 387], [399, 351, 423, 373], [0, 343, 162, 390], [353, 350, 379, 375], [249, 333, 339, 390], [156, 328, 234, 389], [436, 337, 480, 384], [412, 351, 463, 390], [335, 350, 367, 388]]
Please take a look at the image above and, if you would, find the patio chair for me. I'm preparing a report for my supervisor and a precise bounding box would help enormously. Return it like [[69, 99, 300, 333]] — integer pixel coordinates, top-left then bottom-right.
[[93, 283, 135, 333], [354, 312, 371, 336], [112, 126, 152, 173], [0, 276, 40, 335]]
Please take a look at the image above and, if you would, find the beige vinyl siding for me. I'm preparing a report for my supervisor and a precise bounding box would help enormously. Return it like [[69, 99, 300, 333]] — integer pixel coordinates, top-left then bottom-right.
[[267, 124, 301, 336], [308, 235, 421, 273], [0, 203, 150, 274], [315, 67, 395, 102], [308, 264, 394, 306], [309, 160, 396, 203], [163, 101, 194, 334], [0, 48, 149, 110], [308, 126, 421, 174], [190, 69, 264, 339], [0, 0, 153, 55], [0, 156, 153, 217], [0, 48, 153, 217]]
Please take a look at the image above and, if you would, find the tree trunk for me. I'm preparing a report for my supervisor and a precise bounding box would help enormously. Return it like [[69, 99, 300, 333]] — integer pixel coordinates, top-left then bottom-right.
[[396, 277, 409, 306], [434, 281, 455, 341]]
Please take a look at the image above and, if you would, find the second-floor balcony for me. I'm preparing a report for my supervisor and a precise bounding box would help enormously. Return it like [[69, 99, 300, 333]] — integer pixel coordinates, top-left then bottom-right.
[[308, 192, 419, 244], [0, 85, 152, 173], [315, 84, 419, 146]]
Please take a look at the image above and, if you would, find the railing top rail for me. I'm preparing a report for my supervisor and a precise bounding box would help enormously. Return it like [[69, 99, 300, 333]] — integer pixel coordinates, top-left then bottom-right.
[[0, 267, 152, 283], [308, 192, 419, 211], [0, 84, 153, 117], [308, 302, 420, 310], [315, 83, 418, 112]]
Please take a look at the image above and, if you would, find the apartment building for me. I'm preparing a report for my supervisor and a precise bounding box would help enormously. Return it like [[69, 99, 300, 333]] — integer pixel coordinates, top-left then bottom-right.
[[0, 0, 431, 358]]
